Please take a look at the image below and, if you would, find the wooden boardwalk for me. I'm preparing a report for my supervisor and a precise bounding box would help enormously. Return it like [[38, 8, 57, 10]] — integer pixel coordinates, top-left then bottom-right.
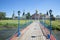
[[19, 21, 46, 40], [10, 21, 56, 40]]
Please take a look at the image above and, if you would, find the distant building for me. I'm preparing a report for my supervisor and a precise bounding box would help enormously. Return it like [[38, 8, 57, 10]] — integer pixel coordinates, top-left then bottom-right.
[[12, 10, 50, 20], [31, 13, 41, 19], [44, 14, 50, 19], [31, 14, 50, 20], [31, 10, 50, 20]]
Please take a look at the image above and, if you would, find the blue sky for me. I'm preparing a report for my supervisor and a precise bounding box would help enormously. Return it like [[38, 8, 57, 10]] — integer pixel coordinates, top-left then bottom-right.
[[0, 0, 60, 17]]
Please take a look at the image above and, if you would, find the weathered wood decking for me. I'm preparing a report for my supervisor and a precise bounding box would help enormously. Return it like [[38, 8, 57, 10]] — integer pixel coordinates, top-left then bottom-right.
[[10, 21, 56, 40]]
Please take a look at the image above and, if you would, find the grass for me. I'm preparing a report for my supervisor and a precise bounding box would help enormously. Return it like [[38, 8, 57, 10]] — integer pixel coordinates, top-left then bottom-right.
[[45, 20, 60, 31], [0, 20, 33, 40], [0, 20, 32, 30]]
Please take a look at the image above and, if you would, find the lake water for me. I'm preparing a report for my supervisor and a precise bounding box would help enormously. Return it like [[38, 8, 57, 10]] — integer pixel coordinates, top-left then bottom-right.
[[0, 21, 32, 40], [0, 28, 17, 40], [52, 30, 60, 40]]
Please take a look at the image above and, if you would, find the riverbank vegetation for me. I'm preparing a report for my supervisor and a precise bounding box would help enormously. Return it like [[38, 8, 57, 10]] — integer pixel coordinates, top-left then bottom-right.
[[45, 20, 60, 31], [0, 20, 32, 30]]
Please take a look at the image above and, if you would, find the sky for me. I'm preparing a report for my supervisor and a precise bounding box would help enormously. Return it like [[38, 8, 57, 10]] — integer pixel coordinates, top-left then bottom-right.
[[0, 0, 60, 17]]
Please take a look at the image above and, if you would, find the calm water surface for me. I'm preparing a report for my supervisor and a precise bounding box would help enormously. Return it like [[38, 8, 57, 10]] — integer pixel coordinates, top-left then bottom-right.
[[52, 30, 60, 40]]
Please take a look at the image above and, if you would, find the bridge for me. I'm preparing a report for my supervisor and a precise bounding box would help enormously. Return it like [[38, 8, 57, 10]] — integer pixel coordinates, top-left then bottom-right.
[[10, 21, 56, 40]]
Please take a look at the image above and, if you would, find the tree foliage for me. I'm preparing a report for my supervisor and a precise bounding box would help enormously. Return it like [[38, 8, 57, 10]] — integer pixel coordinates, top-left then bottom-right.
[[51, 14, 55, 21], [46, 11, 48, 15], [22, 11, 25, 16], [26, 12, 30, 19], [0, 12, 6, 20]]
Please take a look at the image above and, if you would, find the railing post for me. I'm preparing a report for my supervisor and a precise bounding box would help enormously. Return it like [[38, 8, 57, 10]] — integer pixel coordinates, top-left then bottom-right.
[[17, 11, 21, 37], [49, 9, 52, 40]]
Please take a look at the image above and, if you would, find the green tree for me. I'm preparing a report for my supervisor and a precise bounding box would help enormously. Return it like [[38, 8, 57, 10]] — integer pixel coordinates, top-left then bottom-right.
[[22, 11, 25, 16], [46, 11, 48, 15], [51, 14, 55, 20], [0, 12, 6, 20], [26, 12, 30, 19]]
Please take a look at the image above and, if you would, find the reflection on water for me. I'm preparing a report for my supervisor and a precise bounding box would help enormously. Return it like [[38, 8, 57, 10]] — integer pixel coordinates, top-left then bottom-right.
[[52, 30, 60, 40], [0, 22, 32, 40], [0, 28, 17, 40]]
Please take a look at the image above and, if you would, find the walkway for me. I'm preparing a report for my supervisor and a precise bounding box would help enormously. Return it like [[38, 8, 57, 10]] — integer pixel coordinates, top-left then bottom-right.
[[10, 21, 56, 40], [18, 21, 46, 40]]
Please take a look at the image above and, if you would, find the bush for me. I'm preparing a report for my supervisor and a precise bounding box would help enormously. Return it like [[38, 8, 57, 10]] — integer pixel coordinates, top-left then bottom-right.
[[51, 17, 55, 21]]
